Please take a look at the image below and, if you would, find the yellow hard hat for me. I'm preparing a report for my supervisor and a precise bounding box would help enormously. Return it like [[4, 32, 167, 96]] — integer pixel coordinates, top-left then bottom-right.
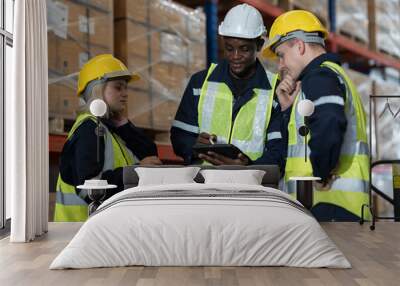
[[77, 54, 140, 96], [262, 10, 328, 59]]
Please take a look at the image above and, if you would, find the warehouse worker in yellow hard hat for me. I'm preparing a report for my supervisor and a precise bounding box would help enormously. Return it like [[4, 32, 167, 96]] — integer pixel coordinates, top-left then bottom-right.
[[54, 54, 162, 222], [171, 3, 284, 168], [263, 10, 369, 221]]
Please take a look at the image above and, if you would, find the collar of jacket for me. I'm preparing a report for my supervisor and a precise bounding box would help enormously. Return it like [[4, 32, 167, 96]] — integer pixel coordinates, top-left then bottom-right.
[[298, 52, 341, 80], [207, 58, 272, 92]]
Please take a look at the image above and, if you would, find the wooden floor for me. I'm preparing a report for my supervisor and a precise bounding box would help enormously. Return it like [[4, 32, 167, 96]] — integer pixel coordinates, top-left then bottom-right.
[[0, 222, 399, 286]]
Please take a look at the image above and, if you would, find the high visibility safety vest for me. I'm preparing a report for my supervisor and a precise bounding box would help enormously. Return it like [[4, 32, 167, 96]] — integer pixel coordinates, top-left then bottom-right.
[[198, 63, 279, 161], [284, 61, 370, 218], [54, 113, 136, 222]]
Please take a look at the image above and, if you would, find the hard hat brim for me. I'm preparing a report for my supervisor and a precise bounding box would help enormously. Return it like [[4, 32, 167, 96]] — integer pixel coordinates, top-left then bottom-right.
[[103, 70, 141, 82], [77, 71, 141, 96], [262, 47, 277, 59], [130, 73, 141, 82], [219, 27, 265, 39], [262, 35, 280, 59]]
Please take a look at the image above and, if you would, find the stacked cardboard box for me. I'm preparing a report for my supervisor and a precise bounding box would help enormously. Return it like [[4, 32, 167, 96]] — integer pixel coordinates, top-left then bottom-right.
[[47, 0, 114, 124], [114, 0, 206, 131]]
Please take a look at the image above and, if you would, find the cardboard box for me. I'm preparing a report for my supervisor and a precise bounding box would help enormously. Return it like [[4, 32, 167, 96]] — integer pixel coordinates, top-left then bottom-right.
[[127, 89, 152, 128], [89, 44, 115, 59], [189, 44, 206, 74], [151, 98, 179, 131], [47, 0, 113, 52], [59, 93, 79, 119], [87, 8, 114, 50], [127, 88, 180, 131], [115, 19, 149, 69], [87, 0, 113, 11], [47, 0, 86, 42], [48, 34, 88, 75], [114, 0, 148, 23], [149, 1, 184, 32], [114, 0, 206, 131], [48, 82, 78, 119], [48, 83, 60, 115], [48, 0, 113, 48], [152, 63, 188, 92]]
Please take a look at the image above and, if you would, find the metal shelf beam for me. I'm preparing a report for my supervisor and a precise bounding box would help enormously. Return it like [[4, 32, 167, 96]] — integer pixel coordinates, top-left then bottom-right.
[[240, 0, 400, 71]]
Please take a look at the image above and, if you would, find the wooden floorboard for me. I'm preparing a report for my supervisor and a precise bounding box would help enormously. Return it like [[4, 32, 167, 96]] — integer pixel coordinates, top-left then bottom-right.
[[0, 222, 399, 286]]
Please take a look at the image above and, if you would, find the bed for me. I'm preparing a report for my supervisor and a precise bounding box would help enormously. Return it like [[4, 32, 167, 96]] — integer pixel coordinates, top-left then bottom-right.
[[50, 165, 350, 269]]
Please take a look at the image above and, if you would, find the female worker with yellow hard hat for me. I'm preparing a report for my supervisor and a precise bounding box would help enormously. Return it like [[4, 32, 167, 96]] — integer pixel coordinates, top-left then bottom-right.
[[54, 54, 162, 222]]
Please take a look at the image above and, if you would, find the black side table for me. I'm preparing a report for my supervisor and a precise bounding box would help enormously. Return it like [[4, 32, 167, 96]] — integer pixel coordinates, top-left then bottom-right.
[[77, 180, 117, 215], [289, 177, 321, 210]]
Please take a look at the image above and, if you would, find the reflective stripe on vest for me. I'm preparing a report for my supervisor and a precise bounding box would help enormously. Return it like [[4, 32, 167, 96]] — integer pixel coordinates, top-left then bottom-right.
[[54, 113, 136, 222], [284, 61, 370, 218], [197, 63, 278, 161]]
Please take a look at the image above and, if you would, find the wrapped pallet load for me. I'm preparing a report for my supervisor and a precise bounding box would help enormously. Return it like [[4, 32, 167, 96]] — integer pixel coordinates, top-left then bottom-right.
[[47, 0, 114, 132], [291, 0, 328, 26], [376, 0, 400, 58], [336, 0, 369, 44], [114, 0, 206, 132]]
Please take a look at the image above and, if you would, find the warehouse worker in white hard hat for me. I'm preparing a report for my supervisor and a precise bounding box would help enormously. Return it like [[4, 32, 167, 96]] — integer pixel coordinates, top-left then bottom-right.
[[54, 54, 162, 222], [171, 3, 284, 168], [263, 10, 369, 221]]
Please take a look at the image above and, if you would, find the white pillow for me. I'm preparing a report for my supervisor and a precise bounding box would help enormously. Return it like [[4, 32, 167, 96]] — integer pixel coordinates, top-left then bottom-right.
[[200, 169, 266, 185], [135, 167, 200, 186]]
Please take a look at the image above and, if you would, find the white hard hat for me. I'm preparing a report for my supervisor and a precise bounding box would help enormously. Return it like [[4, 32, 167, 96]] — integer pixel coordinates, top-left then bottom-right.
[[218, 4, 266, 39]]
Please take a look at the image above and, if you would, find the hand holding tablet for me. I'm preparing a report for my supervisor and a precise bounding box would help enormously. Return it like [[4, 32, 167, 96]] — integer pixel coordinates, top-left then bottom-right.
[[193, 143, 243, 159]]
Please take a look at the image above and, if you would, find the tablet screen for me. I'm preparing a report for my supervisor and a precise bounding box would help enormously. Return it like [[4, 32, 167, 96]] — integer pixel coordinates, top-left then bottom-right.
[[192, 143, 242, 159]]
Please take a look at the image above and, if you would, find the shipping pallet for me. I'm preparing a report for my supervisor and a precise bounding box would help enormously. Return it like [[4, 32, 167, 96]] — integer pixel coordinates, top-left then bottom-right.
[[338, 30, 369, 47], [378, 48, 400, 60]]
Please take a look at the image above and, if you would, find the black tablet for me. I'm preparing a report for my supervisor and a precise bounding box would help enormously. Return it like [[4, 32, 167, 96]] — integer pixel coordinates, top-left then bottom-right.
[[192, 143, 243, 159]]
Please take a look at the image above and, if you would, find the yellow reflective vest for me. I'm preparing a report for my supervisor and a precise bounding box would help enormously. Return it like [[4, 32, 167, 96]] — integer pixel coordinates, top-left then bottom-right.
[[284, 61, 369, 219], [54, 113, 135, 222], [198, 63, 279, 161]]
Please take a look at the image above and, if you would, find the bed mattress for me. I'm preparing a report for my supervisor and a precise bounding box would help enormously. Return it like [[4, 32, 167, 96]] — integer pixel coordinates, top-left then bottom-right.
[[50, 183, 351, 269]]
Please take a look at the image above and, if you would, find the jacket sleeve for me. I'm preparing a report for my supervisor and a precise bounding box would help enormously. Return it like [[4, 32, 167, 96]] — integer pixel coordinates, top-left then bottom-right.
[[113, 121, 158, 160], [253, 99, 285, 173], [170, 71, 207, 164], [302, 69, 347, 182], [60, 120, 125, 200]]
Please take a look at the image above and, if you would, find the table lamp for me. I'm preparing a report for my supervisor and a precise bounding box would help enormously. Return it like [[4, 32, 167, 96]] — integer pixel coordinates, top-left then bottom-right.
[[89, 99, 107, 163], [297, 99, 315, 162]]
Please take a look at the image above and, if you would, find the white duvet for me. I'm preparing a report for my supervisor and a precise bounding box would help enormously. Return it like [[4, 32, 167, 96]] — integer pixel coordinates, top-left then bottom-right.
[[50, 183, 351, 269]]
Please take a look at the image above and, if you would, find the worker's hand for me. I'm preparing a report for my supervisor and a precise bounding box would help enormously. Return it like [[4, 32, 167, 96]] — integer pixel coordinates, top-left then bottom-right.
[[196, 132, 217, 145], [276, 73, 301, 111], [139, 156, 163, 165], [198, 152, 249, 166], [313, 175, 338, 191]]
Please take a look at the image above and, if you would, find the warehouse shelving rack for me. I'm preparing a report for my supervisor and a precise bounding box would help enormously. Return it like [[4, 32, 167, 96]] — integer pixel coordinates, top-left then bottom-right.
[[177, 0, 400, 72]]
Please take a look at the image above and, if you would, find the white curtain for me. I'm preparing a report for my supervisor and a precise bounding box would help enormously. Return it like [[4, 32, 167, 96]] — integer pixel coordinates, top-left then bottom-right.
[[7, 0, 49, 242]]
